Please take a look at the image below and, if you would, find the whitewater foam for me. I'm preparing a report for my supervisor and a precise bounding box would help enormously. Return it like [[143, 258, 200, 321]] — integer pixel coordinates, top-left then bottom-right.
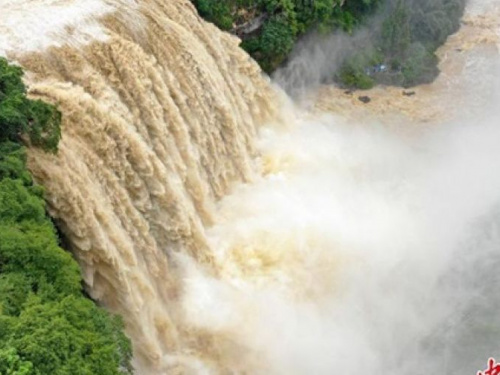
[[2, 0, 500, 373], [0, 0, 118, 57]]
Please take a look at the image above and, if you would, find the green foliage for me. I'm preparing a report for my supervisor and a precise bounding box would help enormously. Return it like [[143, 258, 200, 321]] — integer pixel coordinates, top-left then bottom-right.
[[192, 0, 383, 72], [0, 143, 31, 185], [337, 67, 375, 90], [194, 0, 234, 30], [337, 0, 466, 88], [0, 348, 33, 375], [0, 58, 61, 153], [0, 172, 134, 375], [381, 0, 411, 57], [0, 58, 133, 374], [2, 295, 131, 375], [258, 16, 296, 71], [335, 48, 383, 89], [192, 0, 465, 88], [400, 42, 439, 86]]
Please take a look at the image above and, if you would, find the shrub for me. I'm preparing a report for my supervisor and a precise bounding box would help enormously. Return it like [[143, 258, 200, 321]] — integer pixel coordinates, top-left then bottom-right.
[[0, 58, 61, 153]]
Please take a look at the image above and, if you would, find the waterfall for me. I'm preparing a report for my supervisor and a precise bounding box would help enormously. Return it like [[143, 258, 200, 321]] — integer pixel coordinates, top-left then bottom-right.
[[1, 0, 278, 372], [2, 0, 500, 374]]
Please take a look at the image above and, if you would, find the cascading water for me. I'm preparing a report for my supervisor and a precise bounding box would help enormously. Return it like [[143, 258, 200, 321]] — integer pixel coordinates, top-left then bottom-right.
[[1, 0, 500, 374], [1, 0, 279, 372]]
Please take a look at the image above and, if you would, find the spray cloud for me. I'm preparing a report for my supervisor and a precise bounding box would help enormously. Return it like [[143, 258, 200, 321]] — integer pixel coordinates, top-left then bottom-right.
[[180, 1, 500, 374], [1, 0, 499, 373]]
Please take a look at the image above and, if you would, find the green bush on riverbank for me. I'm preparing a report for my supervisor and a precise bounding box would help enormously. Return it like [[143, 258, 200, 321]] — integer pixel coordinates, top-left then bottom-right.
[[336, 0, 466, 89]]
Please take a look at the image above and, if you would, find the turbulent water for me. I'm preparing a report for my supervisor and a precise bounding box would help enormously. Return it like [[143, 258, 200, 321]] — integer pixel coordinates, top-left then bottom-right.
[[1, 0, 278, 372], [1, 0, 500, 374]]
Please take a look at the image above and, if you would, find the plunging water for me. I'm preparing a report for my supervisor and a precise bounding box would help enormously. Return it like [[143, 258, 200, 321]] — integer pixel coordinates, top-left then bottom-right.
[[1, 0, 499, 373]]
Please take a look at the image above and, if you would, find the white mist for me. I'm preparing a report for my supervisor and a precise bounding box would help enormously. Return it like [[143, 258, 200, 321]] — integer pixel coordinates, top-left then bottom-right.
[[180, 1, 500, 374]]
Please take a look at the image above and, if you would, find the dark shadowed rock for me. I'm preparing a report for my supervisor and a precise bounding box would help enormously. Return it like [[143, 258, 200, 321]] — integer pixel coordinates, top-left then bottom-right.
[[403, 91, 416, 96]]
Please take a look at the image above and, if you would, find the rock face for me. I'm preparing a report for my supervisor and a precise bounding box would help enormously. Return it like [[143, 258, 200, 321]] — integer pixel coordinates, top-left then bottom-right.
[[234, 13, 268, 38], [358, 95, 371, 103]]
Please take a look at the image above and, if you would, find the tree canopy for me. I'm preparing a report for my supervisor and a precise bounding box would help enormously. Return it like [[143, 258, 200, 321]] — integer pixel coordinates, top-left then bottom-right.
[[193, 0, 381, 72], [192, 0, 466, 88]]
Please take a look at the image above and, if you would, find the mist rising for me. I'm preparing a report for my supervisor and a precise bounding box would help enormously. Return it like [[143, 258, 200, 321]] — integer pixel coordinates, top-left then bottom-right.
[[1, 0, 499, 374], [181, 1, 500, 374]]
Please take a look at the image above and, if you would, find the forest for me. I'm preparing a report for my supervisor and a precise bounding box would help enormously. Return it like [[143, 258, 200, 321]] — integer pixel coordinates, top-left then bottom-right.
[[192, 0, 467, 88], [0, 58, 132, 374]]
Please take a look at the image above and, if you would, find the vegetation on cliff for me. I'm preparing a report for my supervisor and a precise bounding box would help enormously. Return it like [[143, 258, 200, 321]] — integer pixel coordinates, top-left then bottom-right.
[[193, 0, 381, 72], [192, 0, 466, 89], [0, 58, 132, 374]]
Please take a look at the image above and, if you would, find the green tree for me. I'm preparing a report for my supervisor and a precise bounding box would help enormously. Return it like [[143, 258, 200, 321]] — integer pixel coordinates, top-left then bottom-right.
[[191, 0, 384, 72], [0, 59, 60, 153]]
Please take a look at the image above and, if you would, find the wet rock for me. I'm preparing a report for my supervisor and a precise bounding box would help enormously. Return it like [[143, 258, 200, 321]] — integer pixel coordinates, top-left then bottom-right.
[[402, 91, 416, 97]]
